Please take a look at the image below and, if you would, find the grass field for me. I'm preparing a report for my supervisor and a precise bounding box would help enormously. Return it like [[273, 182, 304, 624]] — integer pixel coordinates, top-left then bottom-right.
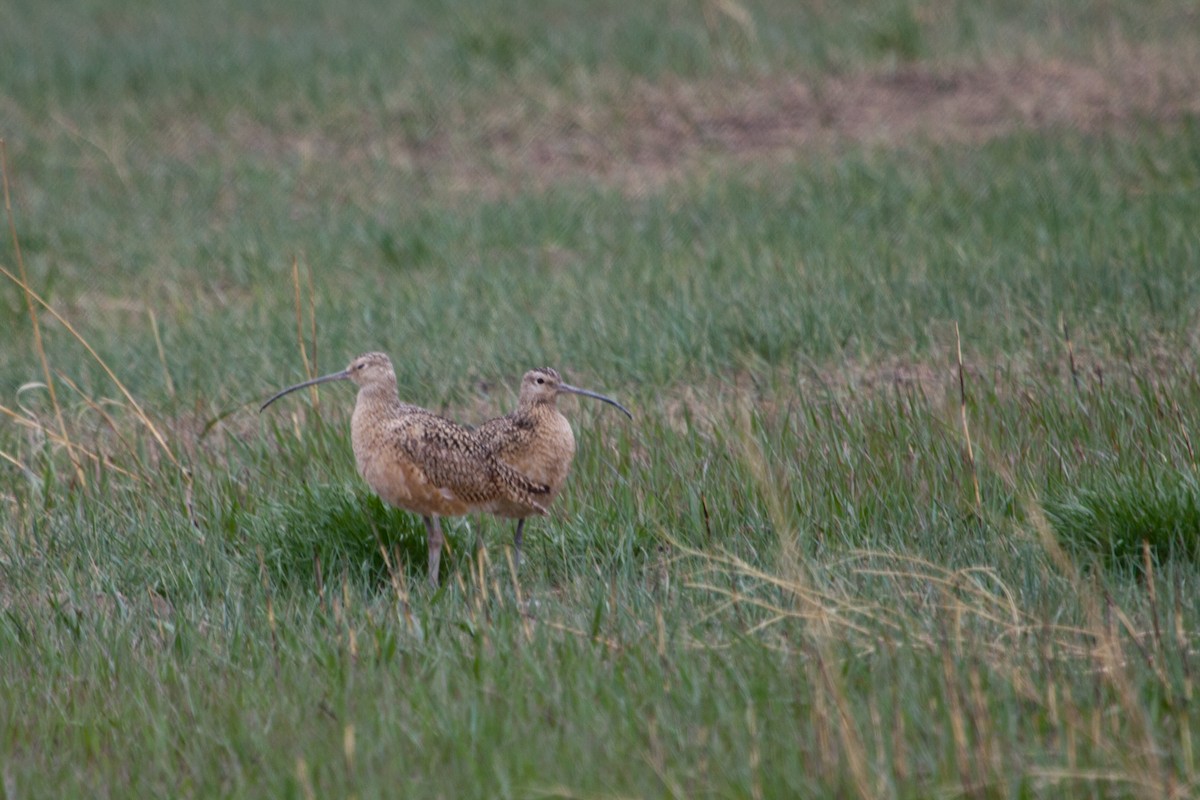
[[3, 1, 1200, 797]]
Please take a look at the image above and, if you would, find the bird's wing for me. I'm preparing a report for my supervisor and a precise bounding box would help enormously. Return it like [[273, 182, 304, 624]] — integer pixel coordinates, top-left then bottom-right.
[[386, 413, 549, 512], [472, 413, 537, 458], [463, 414, 549, 512]]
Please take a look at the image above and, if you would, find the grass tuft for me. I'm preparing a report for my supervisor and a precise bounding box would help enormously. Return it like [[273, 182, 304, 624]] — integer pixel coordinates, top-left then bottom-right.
[[1046, 470, 1200, 566], [870, 1, 925, 61], [254, 483, 432, 591]]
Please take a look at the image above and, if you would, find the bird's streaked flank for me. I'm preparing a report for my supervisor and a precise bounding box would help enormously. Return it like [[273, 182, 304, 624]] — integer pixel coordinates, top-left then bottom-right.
[[261, 352, 631, 586]]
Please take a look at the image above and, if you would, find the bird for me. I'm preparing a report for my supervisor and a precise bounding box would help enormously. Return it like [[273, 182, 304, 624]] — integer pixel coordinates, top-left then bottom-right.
[[260, 352, 631, 586], [472, 366, 632, 567]]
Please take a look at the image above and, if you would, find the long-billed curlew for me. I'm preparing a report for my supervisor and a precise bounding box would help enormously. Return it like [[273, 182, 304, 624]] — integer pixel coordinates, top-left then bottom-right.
[[474, 367, 631, 567], [260, 353, 630, 585]]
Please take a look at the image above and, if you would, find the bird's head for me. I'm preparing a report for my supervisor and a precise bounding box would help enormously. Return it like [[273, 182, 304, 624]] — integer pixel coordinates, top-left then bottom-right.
[[517, 367, 632, 419], [344, 352, 396, 388], [260, 351, 396, 412]]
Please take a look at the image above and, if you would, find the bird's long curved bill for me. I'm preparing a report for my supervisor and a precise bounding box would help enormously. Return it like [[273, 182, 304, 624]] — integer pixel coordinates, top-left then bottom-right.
[[260, 370, 351, 412], [560, 384, 633, 420]]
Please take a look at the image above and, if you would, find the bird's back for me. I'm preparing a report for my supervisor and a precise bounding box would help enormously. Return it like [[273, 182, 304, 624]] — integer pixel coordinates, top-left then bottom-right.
[[352, 392, 549, 518]]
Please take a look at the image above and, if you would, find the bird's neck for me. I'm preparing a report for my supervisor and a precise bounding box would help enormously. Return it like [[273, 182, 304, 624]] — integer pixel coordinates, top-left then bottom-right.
[[356, 381, 403, 415], [524, 396, 558, 411]]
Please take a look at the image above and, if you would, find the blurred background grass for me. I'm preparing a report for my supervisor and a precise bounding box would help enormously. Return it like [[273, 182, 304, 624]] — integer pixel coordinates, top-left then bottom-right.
[[2, 0, 1200, 796]]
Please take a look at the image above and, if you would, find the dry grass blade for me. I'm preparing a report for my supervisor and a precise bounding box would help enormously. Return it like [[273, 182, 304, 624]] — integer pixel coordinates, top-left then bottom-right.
[[680, 539, 1123, 664], [1, 139, 86, 487], [684, 579, 880, 640], [306, 259, 317, 376], [1028, 767, 1183, 794], [0, 262, 179, 472], [528, 786, 643, 800], [55, 371, 148, 480], [955, 321, 982, 514], [0, 448, 29, 473], [148, 309, 175, 398], [671, 539, 872, 619], [291, 256, 319, 401], [716, 415, 881, 797], [841, 550, 1022, 628], [0, 400, 138, 481], [1023, 496, 1171, 799], [522, 615, 622, 652]]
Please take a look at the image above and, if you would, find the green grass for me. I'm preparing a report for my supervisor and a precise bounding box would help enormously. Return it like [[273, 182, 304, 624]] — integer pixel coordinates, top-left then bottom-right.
[[1047, 469, 1200, 565], [3, 1, 1200, 797], [4, 0, 1193, 116]]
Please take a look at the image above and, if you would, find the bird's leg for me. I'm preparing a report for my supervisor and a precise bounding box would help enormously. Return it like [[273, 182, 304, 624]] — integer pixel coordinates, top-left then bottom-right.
[[424, 515, 444, 588], [471, 521, 483, 561], [512, 518, 526, 571]]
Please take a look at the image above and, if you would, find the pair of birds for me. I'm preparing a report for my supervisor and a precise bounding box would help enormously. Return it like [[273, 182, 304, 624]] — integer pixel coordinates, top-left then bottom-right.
[[261, 352, 631, 586]]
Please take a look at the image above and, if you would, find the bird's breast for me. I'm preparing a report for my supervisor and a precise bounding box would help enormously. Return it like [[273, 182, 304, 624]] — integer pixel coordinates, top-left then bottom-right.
[[507, 412, 576, 497], [351, 401, 472, 517]]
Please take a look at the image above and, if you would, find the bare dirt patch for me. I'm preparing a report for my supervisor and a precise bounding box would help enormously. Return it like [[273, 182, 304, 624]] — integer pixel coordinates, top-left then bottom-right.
[[164, 49, 1200, 198], [430, 53, 1199, 194], [162, 50, 1200, 195]]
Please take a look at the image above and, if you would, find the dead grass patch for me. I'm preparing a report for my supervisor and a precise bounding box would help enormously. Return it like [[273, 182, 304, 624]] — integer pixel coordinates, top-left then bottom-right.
[[188, 49, 1200, 197], [656, 326, 1200, 441], [468, 52, 1198, 193]]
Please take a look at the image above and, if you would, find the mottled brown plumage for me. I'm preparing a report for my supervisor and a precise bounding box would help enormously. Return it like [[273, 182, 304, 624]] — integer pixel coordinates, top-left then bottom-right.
[[474, 367, 632, 564], [260, 354, 631, 585]]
